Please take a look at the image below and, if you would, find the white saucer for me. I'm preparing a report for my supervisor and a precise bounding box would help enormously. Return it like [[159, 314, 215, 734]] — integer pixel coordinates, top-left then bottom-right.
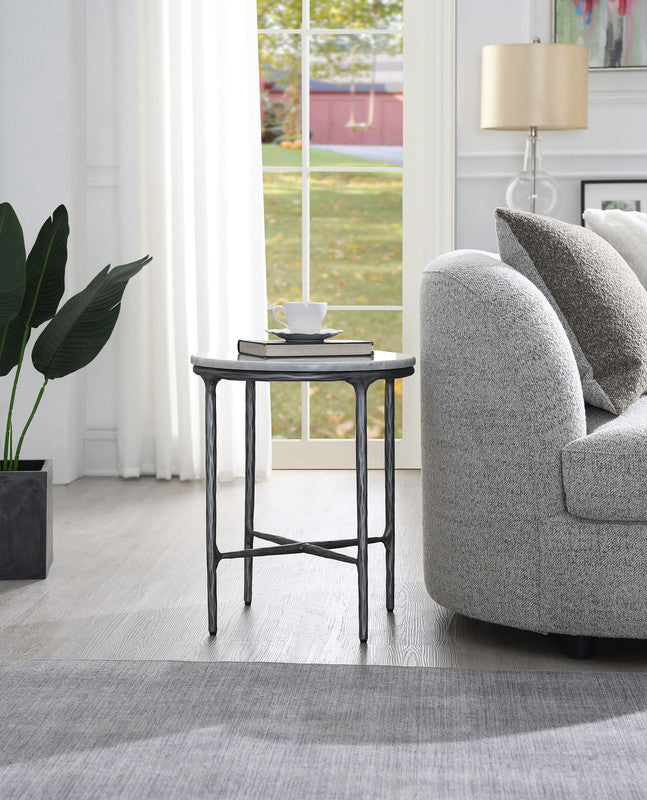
[[267, 328, 343, 343]]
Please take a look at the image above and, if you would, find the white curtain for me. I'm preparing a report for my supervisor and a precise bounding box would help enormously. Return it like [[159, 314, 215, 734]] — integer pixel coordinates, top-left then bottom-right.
[[115, 0, 271, 481]]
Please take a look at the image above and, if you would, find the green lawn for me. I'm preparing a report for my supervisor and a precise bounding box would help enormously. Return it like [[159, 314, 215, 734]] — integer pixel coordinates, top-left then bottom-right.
[[263, 143, 396, 169], [262, 143, 403, 440]]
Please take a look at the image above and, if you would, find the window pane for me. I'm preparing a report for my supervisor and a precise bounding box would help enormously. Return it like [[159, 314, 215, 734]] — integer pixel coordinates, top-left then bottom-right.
[[310, 1, 403, 30], [264, 173, 302, 305], [259, 33, 302, 165], [270, 382, 302, 439], [257, 1, 301, 30], [309, 172, 402, 306], [310, 33, 402, 166], [309, 379, 403, 440], [264, 311, 302, 440], [309, 310, 402, 439], [323, 309, 402, 352]]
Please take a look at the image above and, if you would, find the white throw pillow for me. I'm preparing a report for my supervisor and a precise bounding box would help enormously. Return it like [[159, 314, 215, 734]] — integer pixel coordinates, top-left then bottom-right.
[[583, 208, 647, 290]]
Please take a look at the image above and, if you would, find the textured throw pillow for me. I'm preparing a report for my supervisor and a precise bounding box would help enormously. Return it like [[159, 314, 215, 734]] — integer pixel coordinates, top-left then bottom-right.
[[496, 207, 647, 414], [583, 208, 647, 290]]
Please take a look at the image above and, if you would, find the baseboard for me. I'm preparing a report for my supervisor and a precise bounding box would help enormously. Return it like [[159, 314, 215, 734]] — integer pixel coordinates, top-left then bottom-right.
[[83, 429, 118, 476], [84, 429, 420, 476]]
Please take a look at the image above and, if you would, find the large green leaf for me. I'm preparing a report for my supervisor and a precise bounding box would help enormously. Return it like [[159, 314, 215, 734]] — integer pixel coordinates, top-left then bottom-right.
[[23, 205, 69, 328], [0, 203, 26, 325], [0, 206, 68, 376], [0, 320, 29, 376], [32, 255, 151, 380]]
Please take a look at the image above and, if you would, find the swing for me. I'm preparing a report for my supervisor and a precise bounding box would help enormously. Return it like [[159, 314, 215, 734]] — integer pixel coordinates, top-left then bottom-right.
[[345, 44, 376, 132]]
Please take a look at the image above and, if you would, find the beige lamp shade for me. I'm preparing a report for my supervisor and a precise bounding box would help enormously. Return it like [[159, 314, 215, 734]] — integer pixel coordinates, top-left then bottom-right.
[[481, 43, 589, 130]]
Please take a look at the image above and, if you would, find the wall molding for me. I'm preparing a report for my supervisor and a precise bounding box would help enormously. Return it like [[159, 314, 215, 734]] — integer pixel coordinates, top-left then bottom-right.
[[458, 150, 647, 179], [87, 164, 118, 188], [589, 90, 647, 104]]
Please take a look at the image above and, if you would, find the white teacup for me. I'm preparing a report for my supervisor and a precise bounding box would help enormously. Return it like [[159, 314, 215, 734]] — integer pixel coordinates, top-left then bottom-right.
[[271, 302, 327, 334]]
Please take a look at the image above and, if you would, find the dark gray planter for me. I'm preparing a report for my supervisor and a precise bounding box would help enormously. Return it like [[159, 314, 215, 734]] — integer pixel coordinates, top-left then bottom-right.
[[0, 459, 53, 579]]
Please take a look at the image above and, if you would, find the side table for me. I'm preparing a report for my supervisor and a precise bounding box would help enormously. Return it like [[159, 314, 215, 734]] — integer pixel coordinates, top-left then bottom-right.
[[191, 350, 415, 642]]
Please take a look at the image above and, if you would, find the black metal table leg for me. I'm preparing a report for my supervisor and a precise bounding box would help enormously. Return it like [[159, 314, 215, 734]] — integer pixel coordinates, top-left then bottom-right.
[[205, 378, 220, 635], [244, 380, 256, 605], [384, 377, 395, 612], [352, 378, 370, 643]]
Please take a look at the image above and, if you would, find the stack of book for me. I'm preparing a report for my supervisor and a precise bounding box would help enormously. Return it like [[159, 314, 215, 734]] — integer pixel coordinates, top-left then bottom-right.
[[238, 338, 373, 358]]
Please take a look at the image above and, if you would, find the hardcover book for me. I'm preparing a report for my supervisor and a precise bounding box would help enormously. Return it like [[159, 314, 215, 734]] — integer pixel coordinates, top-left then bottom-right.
[[238, 339, 374, 358]]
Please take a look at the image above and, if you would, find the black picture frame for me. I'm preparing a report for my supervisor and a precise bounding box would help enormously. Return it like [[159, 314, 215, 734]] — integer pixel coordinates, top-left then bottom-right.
[[580, 180, 647, 225]]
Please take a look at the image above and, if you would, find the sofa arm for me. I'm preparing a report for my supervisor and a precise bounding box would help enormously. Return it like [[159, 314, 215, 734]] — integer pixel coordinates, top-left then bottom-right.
[[420, 250, 586, 523]]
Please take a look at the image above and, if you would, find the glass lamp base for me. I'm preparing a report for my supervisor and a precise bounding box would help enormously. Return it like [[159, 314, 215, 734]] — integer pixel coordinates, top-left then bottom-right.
[[505, 170, 560, 217]]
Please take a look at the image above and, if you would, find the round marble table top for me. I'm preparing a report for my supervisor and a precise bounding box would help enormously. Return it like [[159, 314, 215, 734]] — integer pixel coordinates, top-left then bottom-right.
[[191, 349, 415, 374]]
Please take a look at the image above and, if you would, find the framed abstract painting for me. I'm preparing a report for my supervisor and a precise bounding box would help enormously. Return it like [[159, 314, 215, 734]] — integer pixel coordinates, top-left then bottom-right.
[[555, 0, 647, 69]]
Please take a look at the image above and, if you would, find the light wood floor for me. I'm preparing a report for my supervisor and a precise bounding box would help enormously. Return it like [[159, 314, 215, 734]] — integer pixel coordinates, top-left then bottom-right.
[[2, 470, 647, 671]]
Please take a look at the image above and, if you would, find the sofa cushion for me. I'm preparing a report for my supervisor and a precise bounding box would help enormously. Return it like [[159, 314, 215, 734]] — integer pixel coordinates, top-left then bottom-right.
[[496, 207, 647, 414], [583, 208, 647, 290], [562, 396, 647, 521], [584, 403, 615, 435]]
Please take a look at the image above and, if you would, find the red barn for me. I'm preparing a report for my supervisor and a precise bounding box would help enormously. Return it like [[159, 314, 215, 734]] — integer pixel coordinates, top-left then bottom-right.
[[264, 54, 403, 147]]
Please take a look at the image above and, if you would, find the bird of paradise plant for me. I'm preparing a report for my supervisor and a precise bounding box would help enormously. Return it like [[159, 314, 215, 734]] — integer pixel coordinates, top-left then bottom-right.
[[0, 203, 151, 471]]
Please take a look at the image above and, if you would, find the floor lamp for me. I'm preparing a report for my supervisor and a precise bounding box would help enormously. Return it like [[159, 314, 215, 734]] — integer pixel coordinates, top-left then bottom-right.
[[481, 38, 588, 216]]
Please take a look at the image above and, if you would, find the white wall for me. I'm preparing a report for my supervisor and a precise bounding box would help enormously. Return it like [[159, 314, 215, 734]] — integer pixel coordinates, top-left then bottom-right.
[[0, 0, 87, 483], [456, 0, 647, 251]]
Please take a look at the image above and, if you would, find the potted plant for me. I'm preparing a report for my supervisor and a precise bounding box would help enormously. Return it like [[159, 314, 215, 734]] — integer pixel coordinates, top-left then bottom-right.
[[0, 202, 151, 579]]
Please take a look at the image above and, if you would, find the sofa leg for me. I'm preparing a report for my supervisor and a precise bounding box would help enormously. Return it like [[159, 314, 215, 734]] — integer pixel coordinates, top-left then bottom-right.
[[561, 635, 595, 659]]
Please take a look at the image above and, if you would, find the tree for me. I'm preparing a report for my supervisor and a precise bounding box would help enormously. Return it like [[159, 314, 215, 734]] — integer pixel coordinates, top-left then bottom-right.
[[257, 1, 403, 141], [257, 0, 402, 29]]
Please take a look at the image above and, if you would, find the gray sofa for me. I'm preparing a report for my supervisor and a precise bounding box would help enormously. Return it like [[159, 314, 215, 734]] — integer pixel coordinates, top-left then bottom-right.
[[420, 249, 647, 641]]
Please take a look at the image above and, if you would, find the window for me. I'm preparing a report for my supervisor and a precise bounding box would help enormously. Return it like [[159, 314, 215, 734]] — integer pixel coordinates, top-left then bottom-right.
[[257, 1, 454, 468]]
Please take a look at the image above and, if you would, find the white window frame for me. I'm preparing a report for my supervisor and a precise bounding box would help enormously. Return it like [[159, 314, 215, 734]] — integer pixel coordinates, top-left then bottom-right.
[[263, 0, 455, 469]]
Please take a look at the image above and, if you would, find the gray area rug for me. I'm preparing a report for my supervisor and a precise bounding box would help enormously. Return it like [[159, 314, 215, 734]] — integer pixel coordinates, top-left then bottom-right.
[[1, 660, 647, 799]]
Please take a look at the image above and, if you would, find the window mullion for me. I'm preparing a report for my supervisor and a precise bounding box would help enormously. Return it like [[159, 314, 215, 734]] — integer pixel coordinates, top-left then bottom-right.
[[301, 4, 311, 442], [258, 28, 396, 35], [301, 34, 310, 302]]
